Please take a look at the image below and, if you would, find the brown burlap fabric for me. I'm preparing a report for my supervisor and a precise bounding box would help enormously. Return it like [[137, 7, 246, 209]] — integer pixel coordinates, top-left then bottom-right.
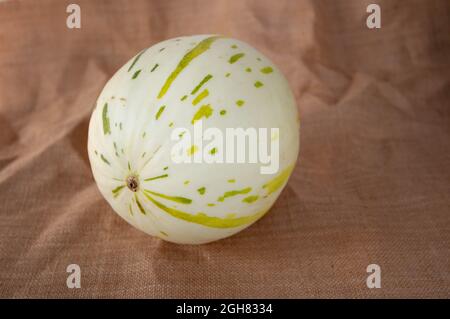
[[0, 0, 449, 298]]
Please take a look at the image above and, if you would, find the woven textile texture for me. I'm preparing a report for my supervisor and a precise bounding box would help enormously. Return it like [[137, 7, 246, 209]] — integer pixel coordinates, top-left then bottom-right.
[[0, 0, 449, 298]]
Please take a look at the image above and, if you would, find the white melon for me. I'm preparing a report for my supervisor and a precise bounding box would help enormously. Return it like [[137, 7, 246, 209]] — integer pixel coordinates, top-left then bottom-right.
[[88, 35, 299, 244]]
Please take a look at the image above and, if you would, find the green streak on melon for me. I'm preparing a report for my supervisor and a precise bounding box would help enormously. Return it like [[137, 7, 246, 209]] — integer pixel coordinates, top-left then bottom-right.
[[132, 69, 141, 79], [229, 53, 244, 64], [128, 49, 146, 72], [242, 195, 259, 203], [260, 66, 273, 74], [157, 36, 220, 99], [254, 81, 263, 88], [262, 165, 294, 195], [102, 103, 111, 135], [143, 192, 267, 229], [151, 63, 159, 72], [187, 145, 198, 155], [112, 185, 126, 198], [217, 187, 252, 202], [144, 189, 192, 204], [191, 74, 213, 95], [155, 105, 166, 120], [144, 174, 168, 182], [100, 154, 110, 165], [192, 89, 209, 106], [135, 195, 146, 215], [113, 142, 119, 157], [191, 104, 213, 124], [129, 203, 133, 216]]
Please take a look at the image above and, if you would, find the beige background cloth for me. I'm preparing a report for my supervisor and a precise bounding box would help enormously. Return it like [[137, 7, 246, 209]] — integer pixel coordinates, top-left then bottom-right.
[[0, 0, 449, 298]]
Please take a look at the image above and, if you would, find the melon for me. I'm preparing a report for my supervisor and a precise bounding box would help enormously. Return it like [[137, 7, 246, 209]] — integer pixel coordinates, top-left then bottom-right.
[[88, 35, 299, 244]]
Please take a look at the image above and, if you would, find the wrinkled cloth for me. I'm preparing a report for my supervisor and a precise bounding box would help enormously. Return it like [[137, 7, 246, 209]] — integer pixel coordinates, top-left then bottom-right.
[[0, 0, 449, 298]]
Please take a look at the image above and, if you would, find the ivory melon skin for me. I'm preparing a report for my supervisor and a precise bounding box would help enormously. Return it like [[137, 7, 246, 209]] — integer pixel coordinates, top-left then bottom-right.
[[88, 35, 299, 244]]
